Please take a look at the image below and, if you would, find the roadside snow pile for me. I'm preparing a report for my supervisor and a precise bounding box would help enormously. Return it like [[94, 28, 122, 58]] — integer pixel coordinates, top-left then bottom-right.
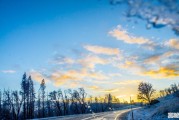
[[128, 95, 179, 120]]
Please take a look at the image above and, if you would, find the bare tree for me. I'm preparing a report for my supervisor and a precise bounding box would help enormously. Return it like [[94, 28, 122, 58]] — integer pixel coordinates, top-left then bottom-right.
[[11, 91, 23, 120], [170, 83, 178, 93], [159, 90, 165, 97], [78, 88, 87, 114], [2, 90, 11, 119], [137, 82, 155, 104], [49, 90, 62, 116]]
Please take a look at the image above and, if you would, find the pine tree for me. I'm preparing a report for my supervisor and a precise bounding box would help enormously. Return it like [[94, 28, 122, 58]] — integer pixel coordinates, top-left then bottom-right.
[[21, 73, 27, 119], [28, 76, 35, 118], [40, 79, 46, 117]]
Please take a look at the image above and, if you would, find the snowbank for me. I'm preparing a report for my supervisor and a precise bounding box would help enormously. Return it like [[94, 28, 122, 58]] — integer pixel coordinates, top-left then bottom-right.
[[128, 95, 179, 120]]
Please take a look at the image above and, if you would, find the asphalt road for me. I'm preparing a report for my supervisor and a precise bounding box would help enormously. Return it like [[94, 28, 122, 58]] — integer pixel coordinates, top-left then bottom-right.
[[37, 108, 131, 120]]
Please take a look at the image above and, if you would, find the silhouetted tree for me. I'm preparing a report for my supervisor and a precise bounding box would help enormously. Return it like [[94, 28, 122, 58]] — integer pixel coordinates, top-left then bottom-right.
[[40, 79, 46, 117], [37, 91, 41, 118], [2, 90, 11, 119], [28, 76, 35, 118], [11, 90, 23, 120], [106, 94, 112, 110], [137, 82, 155, 104], [0, 90, 2, 119], [159, 90, 165, 97], [21, 73, 27, 119]]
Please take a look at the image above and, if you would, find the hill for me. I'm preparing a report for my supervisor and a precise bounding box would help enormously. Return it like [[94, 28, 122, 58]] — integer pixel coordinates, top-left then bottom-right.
[[127, 94, 179, 120]]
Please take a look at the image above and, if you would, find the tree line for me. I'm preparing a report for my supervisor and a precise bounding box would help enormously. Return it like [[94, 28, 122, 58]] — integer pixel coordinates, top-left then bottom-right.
[[137, 82, 179, 105], [0, 73, 122, 120]]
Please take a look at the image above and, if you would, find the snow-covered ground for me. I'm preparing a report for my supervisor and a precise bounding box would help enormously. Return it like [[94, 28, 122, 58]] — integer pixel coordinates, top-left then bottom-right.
[[128, 95, 179, 120]]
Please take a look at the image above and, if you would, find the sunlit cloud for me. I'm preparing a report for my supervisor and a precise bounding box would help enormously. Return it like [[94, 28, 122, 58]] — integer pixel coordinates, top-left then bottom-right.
[[114, 80, 142, 85], [87, 85, 100, 90], [119, 61, 145, 74], [78, 54, 108, 69], [93, 80, 110, 84], [116, 95, 127, 98], [1, 70, 16, 73], [50, 69, 109, 87], [165, 39, 179, 50], [84, 45, 121, 55], [143, 67, 179, 79], [29, 69, 49, 83], [144, 51, 174, 64], [109, 25, 154, 46], [100, 88, 119, 93]]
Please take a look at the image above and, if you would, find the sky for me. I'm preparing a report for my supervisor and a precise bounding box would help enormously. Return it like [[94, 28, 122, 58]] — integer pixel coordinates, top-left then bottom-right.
[[0, 0, 179, 102]]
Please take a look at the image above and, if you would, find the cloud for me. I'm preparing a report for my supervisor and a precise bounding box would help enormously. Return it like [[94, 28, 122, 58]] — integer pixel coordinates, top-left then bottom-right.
[[114, 80, 142, 85], [144, 51, 174, 64], [78, 54, 108, 69], [29, 69, 49, 83], [118, 61, 146, 74], [116, 0, 179, 35], [108, 73, 122, 77], [50, 55, 75, 65], [100, 88, 119, 93], [165, 39, 179, 50], [143, 67, 179, 79], [109, 25, 154, 45], [87, 85, 101, 90], [1, 70, 16, 73], [84, 45, 120, 55], [50, 69, 109, 86]]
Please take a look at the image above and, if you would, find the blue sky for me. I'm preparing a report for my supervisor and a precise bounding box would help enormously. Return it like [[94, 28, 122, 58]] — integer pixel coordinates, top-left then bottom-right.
[[0, 0, 179, 101]]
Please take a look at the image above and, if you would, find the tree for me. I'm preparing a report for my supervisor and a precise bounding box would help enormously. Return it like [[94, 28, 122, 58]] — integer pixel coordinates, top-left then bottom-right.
[[46, 92, 52, 117], [2, 90, 11, 119], [28, 76, 35, 119], [37, 91, 41, 118], [40, 79, 46, 117], [0, 90, 2, 119], [21, 73, 27, 119], [170, 83, 178, 93], [106, 94, 112, 110], [159, 90, 165, 97], [49, 90, 62, 116], [11, 90, 23, 120], [78, 88, 87, 114], [21, 73, 35, 119], [137, 82, 155, 104]]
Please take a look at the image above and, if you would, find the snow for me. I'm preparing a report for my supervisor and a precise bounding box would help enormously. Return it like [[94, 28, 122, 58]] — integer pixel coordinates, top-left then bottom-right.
[[128, 95, 179, 120]]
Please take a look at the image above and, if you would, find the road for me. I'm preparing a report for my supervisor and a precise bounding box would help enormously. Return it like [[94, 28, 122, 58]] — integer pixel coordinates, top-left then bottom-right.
[[37, 108, 131, 120]]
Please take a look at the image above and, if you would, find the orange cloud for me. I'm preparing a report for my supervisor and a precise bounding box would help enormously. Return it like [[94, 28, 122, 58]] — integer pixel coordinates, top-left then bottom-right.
[[144, 51, 174, 64], [87, 85, 100, 90], [100, 88, 119, 93], [29, 69, 49, 83], [165, 39, 179, 49], [114, 80, 142, 85], [84, 45, 120, 55], [109, 25, 154, 45], [144, 67, 179, 78], [50, 69, 109, 86]]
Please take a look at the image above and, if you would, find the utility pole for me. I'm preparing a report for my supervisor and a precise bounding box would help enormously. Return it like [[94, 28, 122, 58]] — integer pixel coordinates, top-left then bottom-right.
[[130, 96, 134, 120]]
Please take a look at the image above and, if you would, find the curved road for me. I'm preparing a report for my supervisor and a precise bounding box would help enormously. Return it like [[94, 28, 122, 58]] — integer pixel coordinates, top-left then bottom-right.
[[37, 108, 131, 120]]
